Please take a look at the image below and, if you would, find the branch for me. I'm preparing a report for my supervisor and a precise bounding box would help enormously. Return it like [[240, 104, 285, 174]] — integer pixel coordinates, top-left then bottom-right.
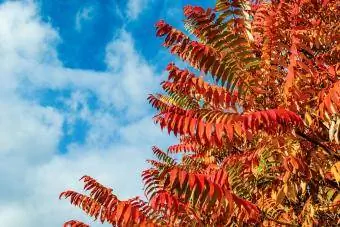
[[325, 178, 340, 190], [296, 130, 340, 160], [263, 214, 300, 227]]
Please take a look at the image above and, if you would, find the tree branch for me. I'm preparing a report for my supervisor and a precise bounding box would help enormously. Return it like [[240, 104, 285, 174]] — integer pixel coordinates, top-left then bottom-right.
[[263, 214, 300, 227], [296, 130, 340, 160]]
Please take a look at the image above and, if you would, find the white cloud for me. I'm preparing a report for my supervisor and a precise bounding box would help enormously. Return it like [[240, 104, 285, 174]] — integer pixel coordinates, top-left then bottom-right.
[[0, 97, 62, 159], [0, 205, 30, 226], [105, 30, 160, 117], [0, 1, 173, 227], [0, 1, 59, 65], [23, 144, 155, 227], [126, 0, 151, 20], [75, 6, 95, 32]]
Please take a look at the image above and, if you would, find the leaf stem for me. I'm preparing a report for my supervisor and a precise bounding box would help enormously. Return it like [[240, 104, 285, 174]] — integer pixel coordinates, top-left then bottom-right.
[[263, 214, 300, 227], [296, 130, 340, 160]]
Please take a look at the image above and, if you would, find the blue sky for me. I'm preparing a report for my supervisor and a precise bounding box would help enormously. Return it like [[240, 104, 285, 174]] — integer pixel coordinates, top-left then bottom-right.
[[36, 0, 211, 153], [0, 0, 215, 226]]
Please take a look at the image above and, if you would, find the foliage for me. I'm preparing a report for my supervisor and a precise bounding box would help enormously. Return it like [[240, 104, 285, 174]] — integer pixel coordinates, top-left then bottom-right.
[[60, 0, 340, 226]]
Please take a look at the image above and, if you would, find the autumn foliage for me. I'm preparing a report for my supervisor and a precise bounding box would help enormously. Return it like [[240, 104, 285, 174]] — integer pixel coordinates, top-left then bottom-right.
[[60, 0, 340, 226]]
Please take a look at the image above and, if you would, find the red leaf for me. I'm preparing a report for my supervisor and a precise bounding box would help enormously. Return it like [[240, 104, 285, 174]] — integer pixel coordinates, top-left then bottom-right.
[[178, 170, 187, 188], [116, 203, 127, 224], [189, 118, 197, 137], [196, 175, 205, 193], [197, 119, 205, 142], [205, 122, 213, 143], [169, 168, 178, 188], [284, 64, 295, 97], [225, 122, 234, 141], [215, 123, 223, 143], [123, 204, 132, 224], [189, 174, 196, 188]]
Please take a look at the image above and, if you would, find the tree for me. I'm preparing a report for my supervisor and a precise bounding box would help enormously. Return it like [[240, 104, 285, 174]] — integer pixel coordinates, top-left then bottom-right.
[[60, 0, 339, 226]]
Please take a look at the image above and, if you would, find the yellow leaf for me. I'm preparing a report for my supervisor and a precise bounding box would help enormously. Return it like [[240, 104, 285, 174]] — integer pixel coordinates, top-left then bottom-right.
[[285, 182, 297, 202], [327, 188, 336, 200], [283, 171, 291, 183], [233, 122, 243, 137], [283, 183, 288, 194], [310, 205, 315, 216], [304, 112, 313, 127], [331, 162, 340, 182], [301, 181, 307, 195], [276, 187, 285, 204]]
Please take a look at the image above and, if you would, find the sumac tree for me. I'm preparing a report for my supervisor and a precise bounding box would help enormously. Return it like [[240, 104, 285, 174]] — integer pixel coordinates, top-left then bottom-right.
[[60, 0, 340, 226]]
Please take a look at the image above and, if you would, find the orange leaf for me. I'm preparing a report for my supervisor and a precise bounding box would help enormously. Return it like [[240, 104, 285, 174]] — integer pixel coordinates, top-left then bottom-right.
[[197, 119, 205, 142], [215, 123, 223, 143], [205, 122, 213, 143]]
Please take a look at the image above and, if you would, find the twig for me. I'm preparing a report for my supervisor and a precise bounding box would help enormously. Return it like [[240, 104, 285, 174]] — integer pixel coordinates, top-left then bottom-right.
[[264, 214, 300, 227], [296, 130, 340, 160]]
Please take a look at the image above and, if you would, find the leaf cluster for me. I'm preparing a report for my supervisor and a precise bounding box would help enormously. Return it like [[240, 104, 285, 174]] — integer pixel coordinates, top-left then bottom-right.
[[60, 0, 340, 226]]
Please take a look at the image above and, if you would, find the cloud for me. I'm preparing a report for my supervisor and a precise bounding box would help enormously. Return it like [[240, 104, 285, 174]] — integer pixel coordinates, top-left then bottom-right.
[[75, 6, 95, 32], [0, 1, 59, 65], [0, 0, 62, 162], [126, 0, 151, 20], [105, 30, 160, 117], [0, 1, 173, 226]]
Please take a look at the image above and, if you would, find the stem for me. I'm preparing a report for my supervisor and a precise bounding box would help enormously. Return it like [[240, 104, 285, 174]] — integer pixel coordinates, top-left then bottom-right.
[[296, 130, 340, 160], [325, 178, 340, 190], [264, 215, 300, 227]]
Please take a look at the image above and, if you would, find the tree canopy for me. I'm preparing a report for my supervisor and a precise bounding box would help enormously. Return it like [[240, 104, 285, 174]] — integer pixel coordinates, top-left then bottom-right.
[[60, 0, 340, 226]]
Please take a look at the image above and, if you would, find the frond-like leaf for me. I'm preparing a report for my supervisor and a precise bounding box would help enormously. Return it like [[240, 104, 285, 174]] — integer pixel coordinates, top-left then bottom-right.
[[155, 20, 188, 47], [168, 143, 200, 154], [152, 146, 176, 166], [64, 220, 90, 227], [163, 63, 239, 108], [155, 108, 302, 146], [60, 177, 157, 226], [156, 20, 243, 89], [60, 191, 109, 223], [319, 81, 340, 120]]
